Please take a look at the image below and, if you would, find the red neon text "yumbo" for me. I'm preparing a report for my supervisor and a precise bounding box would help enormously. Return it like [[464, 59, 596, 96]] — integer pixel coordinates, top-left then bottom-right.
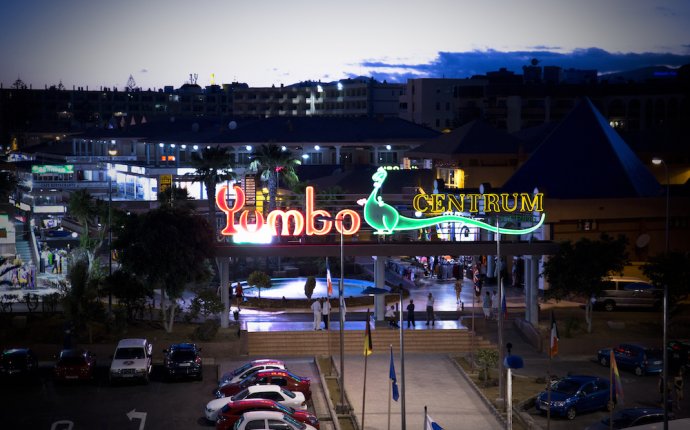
[[216, 185, 361, 236]]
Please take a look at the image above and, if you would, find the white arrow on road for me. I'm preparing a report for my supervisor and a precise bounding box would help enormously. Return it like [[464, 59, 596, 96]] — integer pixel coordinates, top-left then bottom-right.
[[127, 409, 147, 430]]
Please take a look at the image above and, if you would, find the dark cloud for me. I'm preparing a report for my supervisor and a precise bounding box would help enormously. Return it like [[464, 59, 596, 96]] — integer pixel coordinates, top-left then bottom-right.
[[140, 68, 148, 73], [358, 48, 690, 83], [530, 45, 562, 50]]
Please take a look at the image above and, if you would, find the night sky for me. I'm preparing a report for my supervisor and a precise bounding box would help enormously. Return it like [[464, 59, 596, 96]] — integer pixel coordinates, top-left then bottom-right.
[[1, 0, 689, 90]]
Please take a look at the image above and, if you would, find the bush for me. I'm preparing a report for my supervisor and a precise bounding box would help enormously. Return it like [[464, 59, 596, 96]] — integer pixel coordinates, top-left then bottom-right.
[[193, 319, 220, 341], [476, 348, 499, 386]]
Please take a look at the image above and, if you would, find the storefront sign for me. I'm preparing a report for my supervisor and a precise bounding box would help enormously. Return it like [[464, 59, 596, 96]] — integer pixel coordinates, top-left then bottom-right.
[[31, 165, 74, 175]]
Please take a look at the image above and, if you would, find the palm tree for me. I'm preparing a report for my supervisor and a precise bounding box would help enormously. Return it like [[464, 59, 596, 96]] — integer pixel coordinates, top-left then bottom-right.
[[248, 144, 301, 211], [188, 146, 236, 232], [0, 171, 18, 201], [68, 189, 97, 248]]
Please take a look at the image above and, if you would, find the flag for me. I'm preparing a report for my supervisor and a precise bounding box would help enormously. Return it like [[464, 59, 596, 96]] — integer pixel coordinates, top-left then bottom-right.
[[326, 258, 333, 297], [611, 350, 624, 405], [389, 347, 399, 401], [425, 415, 444, 430], [364, 311, 373, 356], [550, 311, 559, 358]]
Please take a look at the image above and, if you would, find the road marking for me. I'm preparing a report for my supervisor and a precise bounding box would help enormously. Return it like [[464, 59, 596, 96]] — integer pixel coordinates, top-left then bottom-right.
[[127, 409, 147, 430]]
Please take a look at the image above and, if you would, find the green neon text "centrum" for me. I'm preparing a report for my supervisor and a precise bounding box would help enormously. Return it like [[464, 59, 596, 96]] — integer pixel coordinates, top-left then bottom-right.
[[412, 193, 544, 214]]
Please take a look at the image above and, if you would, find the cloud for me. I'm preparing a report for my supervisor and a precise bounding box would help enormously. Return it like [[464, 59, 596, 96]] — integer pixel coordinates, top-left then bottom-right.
[[358, 48, 690, 82], [140, 68, 148, 73]]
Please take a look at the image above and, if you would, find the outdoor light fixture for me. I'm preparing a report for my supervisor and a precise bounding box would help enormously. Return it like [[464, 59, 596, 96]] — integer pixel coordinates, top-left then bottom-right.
[[245, 145, 252, 151], [386, 144, 391, 150], [281, 146, 287, 151], [193, 145, 199, 150], [314, 145, 320, 150], [107, 145, 118, 315], [652, 157, 670, 430]]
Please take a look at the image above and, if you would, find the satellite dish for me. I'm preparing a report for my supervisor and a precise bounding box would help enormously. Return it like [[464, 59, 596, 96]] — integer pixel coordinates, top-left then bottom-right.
[[192, 122, 199, 132], [636, 234, 651, 248], [228, 121, 237, 130]]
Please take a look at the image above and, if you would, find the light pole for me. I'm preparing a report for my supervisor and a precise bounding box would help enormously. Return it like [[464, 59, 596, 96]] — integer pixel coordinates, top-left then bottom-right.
[[652, 157, 669, 429], [107, 146, 117, 315]]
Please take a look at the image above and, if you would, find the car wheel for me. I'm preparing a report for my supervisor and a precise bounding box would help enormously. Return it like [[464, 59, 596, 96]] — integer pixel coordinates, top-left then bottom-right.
[[566, 407, 577, 420], [600, 356, 609, 366], [634, 366, 643, 376], [604, 301, 615, 312]]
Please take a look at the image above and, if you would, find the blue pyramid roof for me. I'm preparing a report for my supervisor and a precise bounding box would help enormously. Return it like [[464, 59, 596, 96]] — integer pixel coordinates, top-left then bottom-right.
[[502, 98, 661, 199]]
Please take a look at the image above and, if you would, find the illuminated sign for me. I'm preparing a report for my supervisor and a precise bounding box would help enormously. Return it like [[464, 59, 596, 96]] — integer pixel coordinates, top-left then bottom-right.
[[216, 185, 361, 238], [159, 174, 172, 194], [216, 167, 546, 242], [363, 168, 545, 235], [31, 165, 74, 175]]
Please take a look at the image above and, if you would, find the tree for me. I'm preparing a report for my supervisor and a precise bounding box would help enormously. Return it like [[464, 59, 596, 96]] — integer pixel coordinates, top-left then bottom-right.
[[643, 252, 690, 308], [249, 144, 301, 211], [0, 171, 18, 201], [304, 276, 316, 299], [187, 145, 235, 232], [157, 185, 194, 210], [247, 270, 271, 299], [62, 249, 106, 343], [104, 269, 152, 321], [113, 206, 215, 333], [542, 234, 629, 333]]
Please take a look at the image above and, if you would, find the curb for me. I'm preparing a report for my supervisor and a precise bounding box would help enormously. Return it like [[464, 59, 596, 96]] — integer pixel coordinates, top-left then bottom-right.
[[450, 354, 507, 428]]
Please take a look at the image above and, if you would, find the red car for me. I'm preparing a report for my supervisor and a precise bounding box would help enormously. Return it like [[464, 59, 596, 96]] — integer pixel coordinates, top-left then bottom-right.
[[216, 369, 311, 401], [215, 399, 319, 430], [54, 349, 97, 382]]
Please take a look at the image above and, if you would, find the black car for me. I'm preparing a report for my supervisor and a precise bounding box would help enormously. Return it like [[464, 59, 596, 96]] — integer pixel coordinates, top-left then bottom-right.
[[163, 343, 202, 380], [585, 407, 672, 429], [0, 348, 39, 378]]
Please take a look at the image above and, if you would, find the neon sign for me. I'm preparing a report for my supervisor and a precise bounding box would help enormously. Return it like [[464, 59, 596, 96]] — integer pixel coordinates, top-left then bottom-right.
[[362, 168, 545, 235], [216, 167, 546, 241], [216, 185, 361, 238]]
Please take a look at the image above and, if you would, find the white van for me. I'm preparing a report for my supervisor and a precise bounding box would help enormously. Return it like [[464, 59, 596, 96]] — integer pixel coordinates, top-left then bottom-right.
[[594, 276, 662, 311], [109, 338, 153, 384]]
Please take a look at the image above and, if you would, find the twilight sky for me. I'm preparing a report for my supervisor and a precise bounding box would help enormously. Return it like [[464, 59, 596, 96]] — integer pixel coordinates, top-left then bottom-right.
[[2, 0, 689, 90]]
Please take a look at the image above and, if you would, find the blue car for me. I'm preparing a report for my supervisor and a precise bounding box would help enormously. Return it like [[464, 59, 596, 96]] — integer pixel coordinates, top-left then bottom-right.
[[535, 375, 614, 420], [597, 343, 663, 376]]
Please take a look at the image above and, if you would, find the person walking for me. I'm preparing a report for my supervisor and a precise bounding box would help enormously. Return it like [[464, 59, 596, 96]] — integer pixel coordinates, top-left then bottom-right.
[[321, 298, 332, 330], [483, 291, 492, 319], [406, 299, 416, 328], [425, 292, 435, 326], [675, 370, 684, 410], [311, 298, 322, 330], [454, 278, 463, 304], [235, 282, 243, 308]]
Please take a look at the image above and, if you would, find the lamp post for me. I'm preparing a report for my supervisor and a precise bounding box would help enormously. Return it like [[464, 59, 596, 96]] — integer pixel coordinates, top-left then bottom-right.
[[107, 146, 117, 315], [652, 157, 669, 429]]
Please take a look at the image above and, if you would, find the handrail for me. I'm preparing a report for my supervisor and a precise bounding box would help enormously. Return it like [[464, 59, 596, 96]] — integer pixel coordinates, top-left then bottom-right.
[[29, 224, 41, 270]]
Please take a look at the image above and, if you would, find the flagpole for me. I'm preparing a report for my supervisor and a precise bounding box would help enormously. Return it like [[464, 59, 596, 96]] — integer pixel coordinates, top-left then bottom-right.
[[388, 344, 392, 430], [362, 309, 372, 430], [610, 350, 613, 430], [547, 353, 552, 430], [399, 289, 407, 430]]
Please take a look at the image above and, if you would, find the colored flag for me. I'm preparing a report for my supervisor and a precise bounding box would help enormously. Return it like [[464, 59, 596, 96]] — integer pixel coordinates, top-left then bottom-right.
[[550, 311, 559, 357], [611, 350, 624, 404], [501, 290, 508, 319], [425, 415, 444, 430], [389, 347, 399, 401], [326, 258, 333, 297], [364, 310, 373, 356]]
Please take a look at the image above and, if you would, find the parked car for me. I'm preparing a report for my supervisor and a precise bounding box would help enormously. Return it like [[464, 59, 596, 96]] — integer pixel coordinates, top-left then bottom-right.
[[585, 407, 671, 429], [218, 359, 286, 385], [54, 349, 97, 382], [214, 399, 319, 429], [109, 338, 153, 384], [220, 410, 317, 430], [598, 344, 663, 376], [0, 348, 38, 378], [535, 375, 613, 420], [667, 340, 690, 371], [163, 343, 202, 381], [216, 369, 311, 400], [594, 277, 662, 311], [205, 384, 307, 422]]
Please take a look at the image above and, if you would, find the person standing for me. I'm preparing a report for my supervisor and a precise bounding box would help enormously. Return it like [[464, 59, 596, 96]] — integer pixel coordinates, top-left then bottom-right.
[[406, 299, 416, 328], [483, 291, 492, 319], [454, 278, 463, 304], [385, 305, 400, 328], [235, 282, 243, 308], [321, 298, 332, 330], [425, 293, 435, 326], [491, 290, 499, 320], [311, 298, 322, 330]]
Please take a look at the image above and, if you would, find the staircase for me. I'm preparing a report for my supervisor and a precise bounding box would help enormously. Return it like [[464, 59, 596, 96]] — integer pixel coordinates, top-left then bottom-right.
[[247, 329, 494, 356], [13, 222, 35, 266]]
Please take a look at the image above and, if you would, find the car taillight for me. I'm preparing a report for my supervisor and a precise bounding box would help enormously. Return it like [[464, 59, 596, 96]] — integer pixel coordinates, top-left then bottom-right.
[[195, 357, 202, 364]]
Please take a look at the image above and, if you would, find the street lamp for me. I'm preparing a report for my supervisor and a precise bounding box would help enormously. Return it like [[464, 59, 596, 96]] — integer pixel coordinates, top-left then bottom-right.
[[107, 145, 118, 315], [651, 157, 669, 429]]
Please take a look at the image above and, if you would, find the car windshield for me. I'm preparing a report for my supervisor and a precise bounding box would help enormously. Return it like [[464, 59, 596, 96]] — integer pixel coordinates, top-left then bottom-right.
[[283, 414, 306, 429], [114, 347, 145, 360], [552, 379, 582, 395], [58, 356, 86, 366], [232, 363, 252, 375], [232, 415, 245, 430], [274, 403, 295, 414], [233, 389, 249, 400], [287, 371, 304, 382], [601, 410, 640, 428], [171, 350, 196, 361], [281, 388, 296, 398]]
